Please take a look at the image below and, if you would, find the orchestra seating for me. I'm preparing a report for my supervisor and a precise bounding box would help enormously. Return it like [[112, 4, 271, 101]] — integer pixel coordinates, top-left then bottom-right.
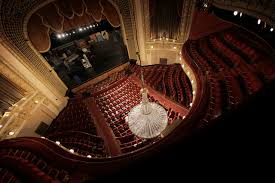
[[94, 74, 188, 153], [77, 69, 128, 95], [95, 78, 155, 153], [128, 64, 193, 108], [184, 28, 275, 127]]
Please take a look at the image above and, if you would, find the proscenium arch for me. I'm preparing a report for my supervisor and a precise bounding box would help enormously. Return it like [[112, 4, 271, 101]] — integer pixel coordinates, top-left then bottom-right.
[[23, 0, 129, 54]]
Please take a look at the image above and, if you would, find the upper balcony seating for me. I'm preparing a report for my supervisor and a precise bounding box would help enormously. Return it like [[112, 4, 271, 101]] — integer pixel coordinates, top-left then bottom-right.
[[184, 28, 275, 128], [0, 147, 70, 183], [47, 131, 107, 158]]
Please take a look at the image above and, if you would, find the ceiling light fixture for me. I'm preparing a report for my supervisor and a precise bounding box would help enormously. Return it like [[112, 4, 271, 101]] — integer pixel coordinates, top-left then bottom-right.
[[128, 52, 168, 139], [257, 19, 261, 24], [233, 11, 238, 16], [270, 28, 274, 32]]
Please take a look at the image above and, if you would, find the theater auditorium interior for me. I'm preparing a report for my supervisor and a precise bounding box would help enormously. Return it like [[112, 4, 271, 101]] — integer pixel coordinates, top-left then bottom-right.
[[0, 0, 274, 182]]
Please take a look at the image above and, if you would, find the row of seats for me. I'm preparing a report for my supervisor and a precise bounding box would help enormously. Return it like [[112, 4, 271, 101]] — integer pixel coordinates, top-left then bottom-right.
[[47, 99, 97, 135], [76, 69, 128, 95], [0, 148, 70, 182], [47, 131, 107, 158], [46, 99, 107, 158], [95, 78, 154, 153], [184, 28, 275, 128], [128, 64, 193, 107], [0, 168, 20, 183], [94, 76, 185, 153]]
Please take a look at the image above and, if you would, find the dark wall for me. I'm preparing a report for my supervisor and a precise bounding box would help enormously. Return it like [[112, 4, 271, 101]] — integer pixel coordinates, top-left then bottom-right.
[[189, 9, 232, 40]]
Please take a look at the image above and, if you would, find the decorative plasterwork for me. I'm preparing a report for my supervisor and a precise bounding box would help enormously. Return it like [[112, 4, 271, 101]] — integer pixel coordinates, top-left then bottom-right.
[[143, 0, 151, 42], [0, 92, 44, 140], [179, 0, 197, 43], [0, 58, 34, 94], [143, 0, 196, 44], [0, 0, 67, 100]]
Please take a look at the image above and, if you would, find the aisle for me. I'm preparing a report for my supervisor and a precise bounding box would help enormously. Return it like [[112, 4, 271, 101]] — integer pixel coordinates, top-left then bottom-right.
[[86, 98, 121, 156]]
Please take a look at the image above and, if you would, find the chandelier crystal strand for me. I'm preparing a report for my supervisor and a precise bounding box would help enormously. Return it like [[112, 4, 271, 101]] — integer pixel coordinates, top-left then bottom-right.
[[128, 53, 168, 139]]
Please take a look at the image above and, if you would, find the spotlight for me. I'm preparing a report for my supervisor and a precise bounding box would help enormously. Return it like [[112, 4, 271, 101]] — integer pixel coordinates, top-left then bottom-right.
[[233, 11, 238, 16], [270, 28, 274, 32], [87, 155, 92, 158], [41, 136, 45, 139], [89, 25, 92, 28], [61, 33, 65, 38], [65, 33, 68, 36], [151, 45, 154, 48], [239, 12, 242, 17], [257, 19, 261, 24], [79, 28, 83, 32], [69, 149, 74, 153], [203, 3, 208, 8], [8, 131, 15, 136], [173, 46, 177, 49], [93, 25, 95, 27], [55, 141, 60, 145], [57, 34, 62, 39]]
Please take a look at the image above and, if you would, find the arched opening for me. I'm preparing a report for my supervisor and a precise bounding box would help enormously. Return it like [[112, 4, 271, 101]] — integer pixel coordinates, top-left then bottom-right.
[[26, 0, 129, 88]]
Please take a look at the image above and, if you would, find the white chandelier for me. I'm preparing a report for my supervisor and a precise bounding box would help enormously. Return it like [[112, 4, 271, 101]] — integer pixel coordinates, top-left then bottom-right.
[[127, 53, 168, 139]]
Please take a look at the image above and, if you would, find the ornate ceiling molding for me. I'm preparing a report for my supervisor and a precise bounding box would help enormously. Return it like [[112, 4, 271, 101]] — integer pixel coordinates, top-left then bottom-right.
[[0, 57, 34, 93]]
